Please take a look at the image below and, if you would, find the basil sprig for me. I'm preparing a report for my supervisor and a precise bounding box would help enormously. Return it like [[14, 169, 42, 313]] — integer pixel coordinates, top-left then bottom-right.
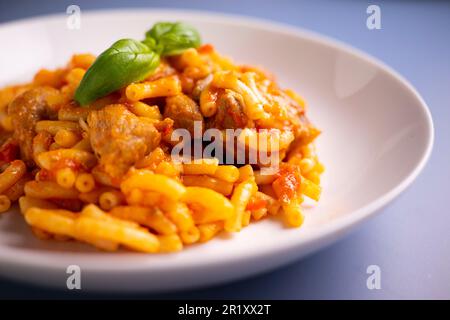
[[74, 39, 159, 106], [144, 22, 201, 56], [75, 22, 201, 106]]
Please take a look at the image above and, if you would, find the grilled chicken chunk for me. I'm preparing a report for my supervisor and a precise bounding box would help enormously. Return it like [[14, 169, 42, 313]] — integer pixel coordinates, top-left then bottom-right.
[[88, 104, 161, 178], [8, 87, 59, 167], [163, 94, 203, 134], [205, 89, 248, 130]]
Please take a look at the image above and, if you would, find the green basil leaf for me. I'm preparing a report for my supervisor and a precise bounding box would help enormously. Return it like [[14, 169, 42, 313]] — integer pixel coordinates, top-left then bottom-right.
[[140, 37, 159, 52], [75, 39, 160, 106], [145, 22, 201, 56]]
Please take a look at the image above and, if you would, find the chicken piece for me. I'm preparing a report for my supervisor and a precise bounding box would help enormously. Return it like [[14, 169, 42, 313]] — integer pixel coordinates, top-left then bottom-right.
[[163, 94, 203, 134], [273, 92, 320, 144], [205, 89, 248, 130], [87, 104, 161, 179], [8, 87, 59, 167]]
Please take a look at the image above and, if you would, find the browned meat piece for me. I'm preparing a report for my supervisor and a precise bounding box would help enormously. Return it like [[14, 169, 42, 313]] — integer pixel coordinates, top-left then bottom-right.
[[205, 89, 248, 130], [8, 87, 59, 167], [275, 91, 320, 144], [293, 114, 321, 145], [163, 94, 203, 135], [87, 104, 161, 179], [0, 131, 13, 148]]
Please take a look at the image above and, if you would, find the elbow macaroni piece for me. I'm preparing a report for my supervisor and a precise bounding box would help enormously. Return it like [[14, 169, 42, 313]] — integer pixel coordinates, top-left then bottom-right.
[[211, 165, 240, 183], [0, 195, 11, 213], [129, 101, 162, 120], [282, 199, 304, 228], [0, 160, 26, 194], [35, 120, 80, 135], [19, 196, 58, 214], [110, 206, 177, 235], [225, 178, 257, 232], [75, 173, 96, 193], [301, 177, 321, 201], [160, 201, 195, 232], [36, 149, 97, 171], [3, 174, 30, 201], [54, 129, 80, 148], [24, 180, 79, 199], [76, 212, 159, 253], [199, 86, 218, 117], [181, 187, 234, 224], [121, 171, 186, 201], [179, 226, 200, 244], [99, 190, 125, 211], [125, 76, 182, 101], [237, 165, 254, 182], [182, 175, 233, 196], [182, 158, 219, 175], [158, 234, 183, 252], [198, 221, 224, 242], [56, 168, 77, 189]]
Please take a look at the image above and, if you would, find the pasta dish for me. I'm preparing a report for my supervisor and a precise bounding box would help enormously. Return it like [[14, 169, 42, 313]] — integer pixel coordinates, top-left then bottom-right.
[[0, 22, 323, 252]]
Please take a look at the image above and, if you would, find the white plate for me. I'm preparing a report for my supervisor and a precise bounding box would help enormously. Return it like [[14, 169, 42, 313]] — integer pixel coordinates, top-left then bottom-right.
[[0, 9, 433, 292]]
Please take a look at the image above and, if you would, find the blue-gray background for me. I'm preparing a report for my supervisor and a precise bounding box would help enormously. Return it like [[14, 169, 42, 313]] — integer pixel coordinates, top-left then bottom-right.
[[0, 0, 449, 299]]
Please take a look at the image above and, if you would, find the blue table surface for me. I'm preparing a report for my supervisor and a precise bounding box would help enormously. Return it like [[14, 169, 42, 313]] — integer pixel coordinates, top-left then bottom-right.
[[0, 0, 449, 299]]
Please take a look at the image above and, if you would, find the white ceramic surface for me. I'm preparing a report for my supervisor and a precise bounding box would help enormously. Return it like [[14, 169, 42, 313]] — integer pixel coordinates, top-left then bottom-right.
[[0, 10, 433, 292]]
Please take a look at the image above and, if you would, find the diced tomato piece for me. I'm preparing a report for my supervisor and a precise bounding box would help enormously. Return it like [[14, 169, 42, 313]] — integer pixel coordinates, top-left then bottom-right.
[[272, 164, 302, 203], [198, 44, 214, 54], [37, 169, 54, 181], [0, 140, 19, 165]]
